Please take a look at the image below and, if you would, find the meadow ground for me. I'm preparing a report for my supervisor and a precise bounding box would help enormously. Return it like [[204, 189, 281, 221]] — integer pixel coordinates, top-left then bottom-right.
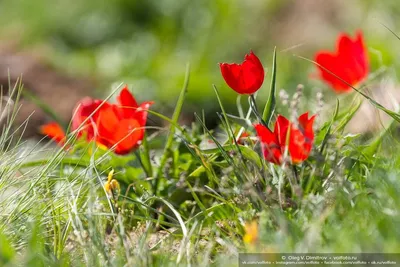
[[1, 35, 400, 267]]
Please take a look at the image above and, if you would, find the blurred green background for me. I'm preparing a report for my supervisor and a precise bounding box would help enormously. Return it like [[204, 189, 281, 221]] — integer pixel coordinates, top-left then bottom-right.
[[0, 0, 399, 126]]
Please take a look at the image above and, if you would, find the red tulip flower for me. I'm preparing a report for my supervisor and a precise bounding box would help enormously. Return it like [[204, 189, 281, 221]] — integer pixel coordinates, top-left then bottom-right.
[[40, 86, 153, 155], [219, 51, 265, 94], [254, 112, 315, 165], [93, 87, 153, 154], [315, 31, 369, 93]]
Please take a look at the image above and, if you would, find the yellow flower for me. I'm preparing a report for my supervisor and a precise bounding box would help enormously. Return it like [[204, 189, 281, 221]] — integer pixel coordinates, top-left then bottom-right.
[[104, 169, 120, 196], [243, 220, 258, 245]]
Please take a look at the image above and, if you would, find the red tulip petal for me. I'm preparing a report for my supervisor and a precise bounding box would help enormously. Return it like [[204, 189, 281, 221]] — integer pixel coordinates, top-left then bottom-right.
[[118, 86, 139, 118], [40, 122, 66, 145], [336, 33, 364, 86], [71, 98, 111, 140], [219, 63, 243, 93], [71, 97, 95, 130], [118, 86, 138, 108], [113, 119, 143, 154], [246, 51, 265, 80], [289, 112, 316, 164], [254, 124, 282, 164], [274, 115, 290, 147], [315, 52, 352, 92], [95, 107, 144, 154], [241, 52, 265, 94], [134, 101, 154, 126], [298, 112, 316, 140], [288, 128, 312, 164], [355, 31, 369, 78], [96, 106, 120, 147], [348, 31, 368, 84]]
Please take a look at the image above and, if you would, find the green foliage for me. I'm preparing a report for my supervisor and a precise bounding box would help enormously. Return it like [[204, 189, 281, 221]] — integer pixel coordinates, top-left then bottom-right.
[[0, 77, 399, 266], [262, 47, 277, 126], [1, 27, 400, 266], [5, 0, 400, 120]]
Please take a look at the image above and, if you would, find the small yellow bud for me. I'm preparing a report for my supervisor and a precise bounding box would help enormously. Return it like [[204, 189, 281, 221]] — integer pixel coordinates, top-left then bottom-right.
[[105, 182, 111, 193], [107, 169, 114, 183], [110, 179, 120, 192], [104, 169, 120, 196]]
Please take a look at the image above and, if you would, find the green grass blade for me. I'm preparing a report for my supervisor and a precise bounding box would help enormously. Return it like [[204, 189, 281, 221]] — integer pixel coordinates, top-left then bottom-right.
[[19, 158, 91, 169], [200, 144, 262, 169], [377, 21, 400, 41], [137, 132, 153, 177], [334, 99, 362, 133], [194, 113, 233, 166], [320, 98, 339, 153], [262, 47, 277, 125], [213, 84, 234, 142], [363, 118, 396, 157], [151, 197, 187, 237], [155, 64, 190, 184], [145, 109, 192, 142], [185, 181, 206, 211]]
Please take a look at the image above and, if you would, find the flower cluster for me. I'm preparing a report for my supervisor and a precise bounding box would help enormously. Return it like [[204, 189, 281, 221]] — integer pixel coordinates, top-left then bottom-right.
[[40, 31, 369, 167], [218, 30, 369, 165], [219, 51, 316, 165], [41, 86, 153, 155], [255, 113, 315, 164]]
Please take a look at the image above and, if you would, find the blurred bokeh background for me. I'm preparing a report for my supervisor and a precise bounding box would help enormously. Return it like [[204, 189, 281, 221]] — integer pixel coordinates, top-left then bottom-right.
[[1, 0, 400, 135]]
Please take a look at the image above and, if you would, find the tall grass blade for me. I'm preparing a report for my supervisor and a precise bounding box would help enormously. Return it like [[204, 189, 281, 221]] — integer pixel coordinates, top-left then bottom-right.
[[155, 64, 190, 186], [213, 84, 234, 142], [319, 98, 339, 153], [377, 21, 400, 41], [298, 55, 400, 123], [262, 47, 277, 125]]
